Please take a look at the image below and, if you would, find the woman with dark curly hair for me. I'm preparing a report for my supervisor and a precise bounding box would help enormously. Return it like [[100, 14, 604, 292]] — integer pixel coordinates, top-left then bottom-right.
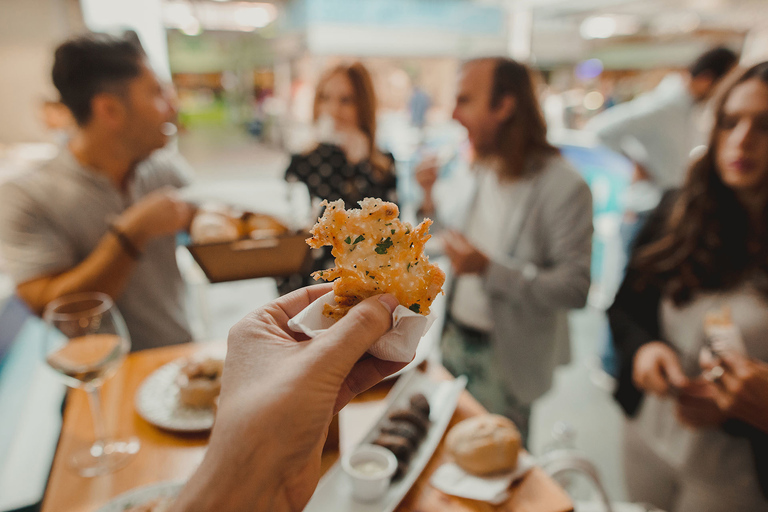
[[610, 62, 768, 512]]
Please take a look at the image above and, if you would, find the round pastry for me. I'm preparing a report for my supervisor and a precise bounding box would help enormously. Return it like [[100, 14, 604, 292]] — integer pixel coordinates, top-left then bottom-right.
[[445, 414, 521, 476], [380, 420, 421, 446], [372, 433, 414, 462], [409, 393, 430, 418], [176, 358, 224, 409], [394, 459, 409, 481], [190, 211, 240, 244], [241, 212, 288, 239], [387, 408, 430, 437]]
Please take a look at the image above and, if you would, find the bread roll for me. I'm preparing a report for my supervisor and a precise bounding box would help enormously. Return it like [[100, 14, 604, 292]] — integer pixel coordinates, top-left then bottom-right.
[[445, 414, 521, 476], [190, 212, 240, 244], [242, 212, 288, 238]]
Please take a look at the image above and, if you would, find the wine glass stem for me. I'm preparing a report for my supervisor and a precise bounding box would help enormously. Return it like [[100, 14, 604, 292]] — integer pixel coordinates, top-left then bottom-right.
[[86, 386, 108, 444]]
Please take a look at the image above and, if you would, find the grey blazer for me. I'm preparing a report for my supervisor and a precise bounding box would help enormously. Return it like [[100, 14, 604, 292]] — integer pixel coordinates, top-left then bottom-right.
[[436, 155, 593, 404]]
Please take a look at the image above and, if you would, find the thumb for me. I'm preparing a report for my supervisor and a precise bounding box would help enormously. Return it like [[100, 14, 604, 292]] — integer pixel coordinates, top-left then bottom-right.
[[660, 351, 688, 389], [313, 294, 399, 372]]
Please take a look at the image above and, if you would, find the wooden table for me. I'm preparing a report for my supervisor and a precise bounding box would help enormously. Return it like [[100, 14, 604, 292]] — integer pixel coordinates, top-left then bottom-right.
[[42, 343, 573, 512]]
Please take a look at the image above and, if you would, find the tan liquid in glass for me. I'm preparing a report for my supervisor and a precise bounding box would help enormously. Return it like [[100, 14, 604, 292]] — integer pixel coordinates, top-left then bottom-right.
[[46, 334, 128, 388]]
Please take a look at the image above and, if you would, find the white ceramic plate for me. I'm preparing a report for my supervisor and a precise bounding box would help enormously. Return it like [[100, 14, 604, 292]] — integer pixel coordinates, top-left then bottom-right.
[[135, 360, 216, 432], [94, 481, 183, 512], [304, 370, 468, 512]]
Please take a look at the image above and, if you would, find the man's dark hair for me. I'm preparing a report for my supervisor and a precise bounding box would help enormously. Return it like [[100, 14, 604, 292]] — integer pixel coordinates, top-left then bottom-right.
[[468, 57, 558, 179], [52, 33, 146, 126], [689, 46, 738, 80]]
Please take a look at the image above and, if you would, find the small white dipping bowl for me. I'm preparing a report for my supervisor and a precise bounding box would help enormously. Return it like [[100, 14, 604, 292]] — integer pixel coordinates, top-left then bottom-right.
[[341, 444, 398, 502]]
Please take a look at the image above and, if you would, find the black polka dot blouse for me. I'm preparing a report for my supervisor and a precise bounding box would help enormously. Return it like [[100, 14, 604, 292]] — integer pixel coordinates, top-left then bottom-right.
[[284, 143, 398, 206]]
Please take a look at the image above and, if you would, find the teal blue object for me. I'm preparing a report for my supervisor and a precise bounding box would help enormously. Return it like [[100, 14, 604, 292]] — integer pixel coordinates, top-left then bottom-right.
[[560, 144, 632, 285], [285, 0, 504, 34], [0, 315, 56, 468]]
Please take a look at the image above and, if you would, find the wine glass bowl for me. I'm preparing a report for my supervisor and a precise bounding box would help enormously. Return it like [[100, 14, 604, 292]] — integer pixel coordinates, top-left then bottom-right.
[[43, 292, 139, 477]]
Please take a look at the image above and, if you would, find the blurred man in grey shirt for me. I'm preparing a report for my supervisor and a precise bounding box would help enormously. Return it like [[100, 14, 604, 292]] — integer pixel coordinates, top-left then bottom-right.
[[0, 34, 195, 350]]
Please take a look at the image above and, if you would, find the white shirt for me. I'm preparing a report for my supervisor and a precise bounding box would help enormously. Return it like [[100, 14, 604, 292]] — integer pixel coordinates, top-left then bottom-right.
[[587, 74, 706, 211], [450, 168, 527, 331]]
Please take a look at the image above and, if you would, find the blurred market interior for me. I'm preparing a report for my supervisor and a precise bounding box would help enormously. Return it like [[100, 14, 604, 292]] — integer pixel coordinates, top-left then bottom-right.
[[2, 0, 768, 510]]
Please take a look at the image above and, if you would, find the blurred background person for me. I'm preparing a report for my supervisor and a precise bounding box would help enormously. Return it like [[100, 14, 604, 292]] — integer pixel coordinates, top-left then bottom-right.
[[609, 62, 768, 512], [588, 46, 738, 250], [586, 46, 738, 378], [0, 33, 195, 351], [39, 99, 75, 146], [280, 62, 397, 294], [417, 57, 593, 445], [409, 82, 432, 131]]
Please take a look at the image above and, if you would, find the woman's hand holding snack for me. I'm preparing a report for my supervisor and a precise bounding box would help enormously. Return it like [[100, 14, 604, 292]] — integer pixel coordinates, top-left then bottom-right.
[[633, 342, 688, 397], [674, 380, 727, 429], [705, 352, 768, 433]]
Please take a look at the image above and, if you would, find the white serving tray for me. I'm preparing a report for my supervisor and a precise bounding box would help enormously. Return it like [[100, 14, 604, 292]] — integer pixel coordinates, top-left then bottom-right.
[[304, 369, 467, 512]]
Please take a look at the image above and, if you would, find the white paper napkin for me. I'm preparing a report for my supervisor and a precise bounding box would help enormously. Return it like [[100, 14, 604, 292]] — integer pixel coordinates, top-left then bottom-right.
[[287, 291, 435, 362], [430, 453, 536, 505]]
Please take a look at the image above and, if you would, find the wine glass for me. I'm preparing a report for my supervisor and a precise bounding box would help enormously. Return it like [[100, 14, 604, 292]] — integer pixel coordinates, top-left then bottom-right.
[[43, 292, 140, 477]]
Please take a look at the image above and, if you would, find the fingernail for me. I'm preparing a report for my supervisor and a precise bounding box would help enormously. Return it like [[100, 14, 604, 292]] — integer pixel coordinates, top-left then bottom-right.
[[378, 294, 399, 314]]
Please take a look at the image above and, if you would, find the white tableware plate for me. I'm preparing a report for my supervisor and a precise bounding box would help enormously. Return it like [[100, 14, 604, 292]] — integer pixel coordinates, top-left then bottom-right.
[[304, 370, 468, 512], [135, 360, 215, 432], [94, 481, 183, 512]]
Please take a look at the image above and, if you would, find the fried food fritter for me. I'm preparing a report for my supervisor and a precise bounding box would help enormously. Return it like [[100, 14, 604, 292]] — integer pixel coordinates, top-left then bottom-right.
[[307, 198, 445, 319]]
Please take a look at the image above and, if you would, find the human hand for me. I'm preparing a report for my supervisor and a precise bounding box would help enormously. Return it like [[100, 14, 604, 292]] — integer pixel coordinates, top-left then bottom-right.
[[675, 380, 726, 429], [633, 342, 688, 397], [171, 284, 405, 512], [706, 352, 768, 433], [415, 156, 439, 193], [115, 187, 195, 250], [442, 230, 489, 275], [415, 156, 438, 215]]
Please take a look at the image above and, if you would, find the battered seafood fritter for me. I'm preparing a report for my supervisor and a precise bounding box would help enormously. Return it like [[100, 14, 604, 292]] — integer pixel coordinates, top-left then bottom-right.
[[307, 198, 445, 319]]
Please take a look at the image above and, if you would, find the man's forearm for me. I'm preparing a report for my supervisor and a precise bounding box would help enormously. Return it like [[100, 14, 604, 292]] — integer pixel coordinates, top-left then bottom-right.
[[18, 230, 140, 313]]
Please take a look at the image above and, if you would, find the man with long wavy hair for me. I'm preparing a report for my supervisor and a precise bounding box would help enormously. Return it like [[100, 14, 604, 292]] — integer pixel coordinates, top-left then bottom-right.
[[417, 57, 593, 444]]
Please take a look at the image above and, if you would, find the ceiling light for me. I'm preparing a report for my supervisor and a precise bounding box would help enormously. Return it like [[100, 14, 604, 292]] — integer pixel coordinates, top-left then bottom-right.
[[583, 91, 605, 110], [580, 15, 640, 40], [575, 58, 604, 81], [236, 5, 276, 29], [180, 18, 202, 36], [652, 12, 700, 35]]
